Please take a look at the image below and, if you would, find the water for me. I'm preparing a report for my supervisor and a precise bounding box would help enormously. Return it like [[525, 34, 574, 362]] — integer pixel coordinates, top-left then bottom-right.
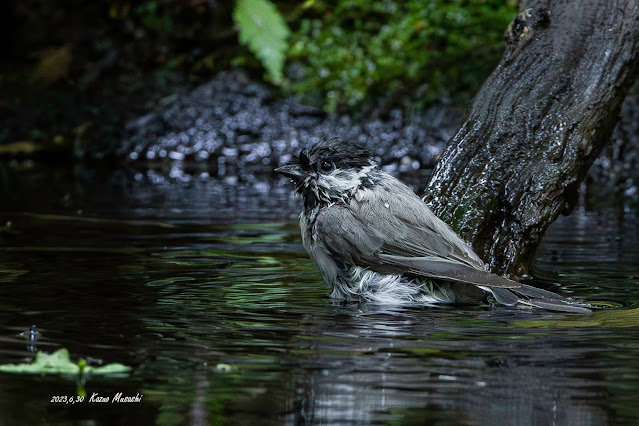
[[0, 164, 638, 425]]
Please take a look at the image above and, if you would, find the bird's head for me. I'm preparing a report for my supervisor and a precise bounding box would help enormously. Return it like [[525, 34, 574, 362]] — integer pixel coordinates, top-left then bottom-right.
[[275, 138, 378, 210]]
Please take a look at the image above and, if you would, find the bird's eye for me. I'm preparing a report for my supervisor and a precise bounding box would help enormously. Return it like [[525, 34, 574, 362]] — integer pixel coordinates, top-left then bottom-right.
[[320, 160, 334, 173]]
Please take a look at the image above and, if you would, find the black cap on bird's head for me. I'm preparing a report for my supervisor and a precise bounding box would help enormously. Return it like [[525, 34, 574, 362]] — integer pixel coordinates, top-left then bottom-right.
[[275, 138, 374, 182], [275, 138, 377, 207]]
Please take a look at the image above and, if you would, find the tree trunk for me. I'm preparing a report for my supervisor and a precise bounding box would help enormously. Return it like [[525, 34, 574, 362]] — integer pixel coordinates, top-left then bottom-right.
[[425, 0, 639, 277]]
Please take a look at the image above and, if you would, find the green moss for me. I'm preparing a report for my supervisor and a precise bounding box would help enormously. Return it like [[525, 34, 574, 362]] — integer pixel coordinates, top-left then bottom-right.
[[450, 204, 468, 231], [287, 0, 517, 112]]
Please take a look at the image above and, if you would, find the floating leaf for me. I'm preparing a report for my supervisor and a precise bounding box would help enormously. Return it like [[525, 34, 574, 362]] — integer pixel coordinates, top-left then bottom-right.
[[0, 349, 131, 376], [0, 349, 79, 374], [233, 0, 290, 83], [91, 363, 132, 376]]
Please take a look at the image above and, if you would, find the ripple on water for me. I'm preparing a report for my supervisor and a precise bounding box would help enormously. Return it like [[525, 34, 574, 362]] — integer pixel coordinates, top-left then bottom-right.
[[0, 169, 638, 424]]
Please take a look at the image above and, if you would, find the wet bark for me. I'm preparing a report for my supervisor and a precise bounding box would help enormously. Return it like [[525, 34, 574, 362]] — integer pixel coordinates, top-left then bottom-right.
[[425, 0, 639, 277]]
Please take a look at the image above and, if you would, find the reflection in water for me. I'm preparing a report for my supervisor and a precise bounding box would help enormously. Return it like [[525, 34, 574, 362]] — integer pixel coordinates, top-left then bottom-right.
[[0, 166, 637, 424], [287, 306, 617, 425]]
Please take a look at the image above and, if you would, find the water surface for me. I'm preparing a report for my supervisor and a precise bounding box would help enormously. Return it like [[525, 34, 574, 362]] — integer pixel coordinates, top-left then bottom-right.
[[0, 165, 638, 425]]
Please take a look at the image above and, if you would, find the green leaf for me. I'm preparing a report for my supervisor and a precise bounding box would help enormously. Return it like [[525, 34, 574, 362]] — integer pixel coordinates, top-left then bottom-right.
[[233, 0, 290, 83], [90, 363, 132, 376], [0, 349, 79, 374], [0, 348, 132, 376]]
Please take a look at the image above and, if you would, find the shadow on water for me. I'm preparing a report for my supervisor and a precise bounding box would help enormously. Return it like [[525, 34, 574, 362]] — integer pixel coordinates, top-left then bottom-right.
[[0, 164, 638, 425]]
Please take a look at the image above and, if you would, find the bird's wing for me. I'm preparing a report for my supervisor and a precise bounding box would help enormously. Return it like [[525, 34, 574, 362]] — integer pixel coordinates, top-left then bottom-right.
[[315, 204, 590, 314], [377, 254, 591, 313], [352, 179, 485, 269]]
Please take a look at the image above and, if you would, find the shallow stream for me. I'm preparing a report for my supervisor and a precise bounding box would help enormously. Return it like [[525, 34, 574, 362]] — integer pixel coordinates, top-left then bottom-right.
[[0, 165, 638, 425]]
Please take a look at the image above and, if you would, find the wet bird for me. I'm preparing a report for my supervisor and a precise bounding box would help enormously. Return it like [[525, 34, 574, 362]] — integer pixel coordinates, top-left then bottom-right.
[[276, 138, 590, 313]]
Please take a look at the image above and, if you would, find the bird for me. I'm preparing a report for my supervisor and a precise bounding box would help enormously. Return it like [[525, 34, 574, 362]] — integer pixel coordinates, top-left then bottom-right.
[[275, 138, 590, 314]]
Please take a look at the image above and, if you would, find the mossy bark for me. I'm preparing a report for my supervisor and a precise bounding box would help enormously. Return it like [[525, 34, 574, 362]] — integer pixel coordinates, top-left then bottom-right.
[[425, 0, 639, 277]]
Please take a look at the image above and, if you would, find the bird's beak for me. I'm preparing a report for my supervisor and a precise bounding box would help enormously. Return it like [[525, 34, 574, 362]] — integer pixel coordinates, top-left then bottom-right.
[[275, 164, 304, 182]]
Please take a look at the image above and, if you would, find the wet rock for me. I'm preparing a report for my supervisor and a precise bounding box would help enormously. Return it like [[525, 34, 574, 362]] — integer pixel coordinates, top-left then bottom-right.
[[121, 71, 638, 200], [120, 71, 464, 179], [589, 94, 639, 197]]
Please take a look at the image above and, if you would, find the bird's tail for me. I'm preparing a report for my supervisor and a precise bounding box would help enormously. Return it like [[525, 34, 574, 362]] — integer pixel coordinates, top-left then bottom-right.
[[379, 254, 591, 314], [482, 285, 591, 314]]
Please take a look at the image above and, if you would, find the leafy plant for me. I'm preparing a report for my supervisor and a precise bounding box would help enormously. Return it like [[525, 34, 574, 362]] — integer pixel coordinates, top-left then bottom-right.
[[287, 0, 517, 112], [233, 0, 291, 84]]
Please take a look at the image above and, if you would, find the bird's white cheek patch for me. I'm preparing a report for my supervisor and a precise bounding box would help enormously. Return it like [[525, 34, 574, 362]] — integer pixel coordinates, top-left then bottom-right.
[[322, 175, 359, 193]]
